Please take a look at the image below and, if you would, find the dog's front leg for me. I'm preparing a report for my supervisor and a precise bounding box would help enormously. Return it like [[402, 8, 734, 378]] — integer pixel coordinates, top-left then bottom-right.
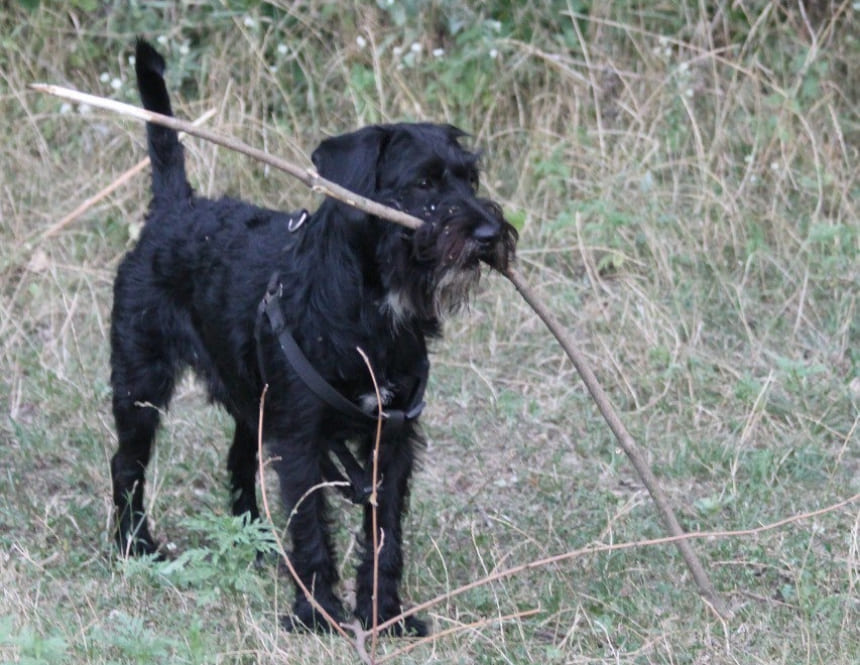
[[355, 428, 428, 636], [273, 446, 346, 632]]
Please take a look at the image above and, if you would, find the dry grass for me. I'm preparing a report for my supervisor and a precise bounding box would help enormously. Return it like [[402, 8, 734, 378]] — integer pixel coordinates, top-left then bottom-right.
[[1, 1, 857, 663]]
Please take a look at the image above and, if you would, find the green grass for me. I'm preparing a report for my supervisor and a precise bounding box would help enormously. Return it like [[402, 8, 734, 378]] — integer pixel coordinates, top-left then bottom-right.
[[1, 1, 857, 663]]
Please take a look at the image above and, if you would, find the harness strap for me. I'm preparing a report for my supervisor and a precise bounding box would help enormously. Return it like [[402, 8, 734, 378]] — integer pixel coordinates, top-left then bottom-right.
[[256, 272, 427, 436]]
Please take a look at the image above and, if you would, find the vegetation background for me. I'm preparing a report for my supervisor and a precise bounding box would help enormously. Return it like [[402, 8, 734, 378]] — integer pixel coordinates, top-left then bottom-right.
[[1, 1, 857, 663]]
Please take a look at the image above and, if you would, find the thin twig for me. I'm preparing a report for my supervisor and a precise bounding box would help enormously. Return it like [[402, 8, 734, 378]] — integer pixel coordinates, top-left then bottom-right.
[[38, 107, 217, 240], [374, 491, 859, 633], [345, 620, 371, 664], [356, 346, 385, 662], [40, 159, 148, 240], [30, 82, 725, 616], [376, 608, 542, 664]]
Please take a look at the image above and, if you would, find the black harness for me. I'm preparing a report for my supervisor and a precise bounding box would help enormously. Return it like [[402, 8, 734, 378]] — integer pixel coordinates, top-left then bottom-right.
[[253, 212, 428, 503]]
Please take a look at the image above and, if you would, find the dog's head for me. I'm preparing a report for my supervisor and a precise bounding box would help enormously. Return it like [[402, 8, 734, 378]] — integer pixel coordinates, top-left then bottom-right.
[[312, 123, 517, 323]]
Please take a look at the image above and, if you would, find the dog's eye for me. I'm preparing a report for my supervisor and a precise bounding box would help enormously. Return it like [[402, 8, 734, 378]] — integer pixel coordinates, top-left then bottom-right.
[[415, 177, 434, 190]]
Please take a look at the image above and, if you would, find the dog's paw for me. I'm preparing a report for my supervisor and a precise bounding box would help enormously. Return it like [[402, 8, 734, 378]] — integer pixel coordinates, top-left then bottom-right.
[[355, 603, 429, 637], [115, 531, 163, 560], [283, 597, 346, 634], [385, 614, 429, 637]]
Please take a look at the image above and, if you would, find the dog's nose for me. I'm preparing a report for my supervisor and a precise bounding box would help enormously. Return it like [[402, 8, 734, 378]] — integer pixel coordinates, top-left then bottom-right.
[[472, 220, 500, 243]]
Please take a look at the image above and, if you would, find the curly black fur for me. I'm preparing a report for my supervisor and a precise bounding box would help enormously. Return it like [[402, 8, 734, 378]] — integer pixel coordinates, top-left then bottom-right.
[[110, 39, 517, 636]]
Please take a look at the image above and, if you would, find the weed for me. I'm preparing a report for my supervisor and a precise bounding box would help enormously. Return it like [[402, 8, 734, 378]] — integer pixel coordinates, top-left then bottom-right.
[[119, 514, 279, 604]]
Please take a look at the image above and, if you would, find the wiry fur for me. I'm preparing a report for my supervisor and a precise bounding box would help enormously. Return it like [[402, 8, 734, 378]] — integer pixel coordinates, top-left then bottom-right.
[[110, 39, 517, 635]]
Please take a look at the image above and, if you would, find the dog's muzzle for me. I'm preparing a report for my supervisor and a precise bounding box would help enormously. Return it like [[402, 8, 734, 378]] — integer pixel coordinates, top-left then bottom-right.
[[439, 198, 516, 272]]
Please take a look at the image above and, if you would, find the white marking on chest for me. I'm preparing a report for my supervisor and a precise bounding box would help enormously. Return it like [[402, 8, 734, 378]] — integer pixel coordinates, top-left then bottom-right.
[[381, 291, 414, 328], [359, 386, 394, 414]]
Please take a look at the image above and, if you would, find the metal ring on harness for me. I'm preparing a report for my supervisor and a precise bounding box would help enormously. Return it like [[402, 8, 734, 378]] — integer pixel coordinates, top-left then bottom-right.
[[287, 209, 309, 232]]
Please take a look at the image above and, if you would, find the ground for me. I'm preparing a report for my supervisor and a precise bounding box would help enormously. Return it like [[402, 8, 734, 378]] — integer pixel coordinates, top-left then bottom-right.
[[0, 2, 857, 664]]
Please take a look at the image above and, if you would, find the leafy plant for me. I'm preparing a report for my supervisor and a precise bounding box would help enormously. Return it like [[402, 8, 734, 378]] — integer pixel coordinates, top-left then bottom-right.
[[120, 514, 279, 605]]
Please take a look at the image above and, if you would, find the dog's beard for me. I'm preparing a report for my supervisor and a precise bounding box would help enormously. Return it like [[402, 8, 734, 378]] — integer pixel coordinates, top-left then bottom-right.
[[432, 263, 481, 319], [417, 218, 487, 319], [379, 223, 483, 327], [381, 257, 480, 328]]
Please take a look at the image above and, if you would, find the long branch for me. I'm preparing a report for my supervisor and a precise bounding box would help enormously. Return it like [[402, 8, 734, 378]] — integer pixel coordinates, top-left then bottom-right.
[[30, 82, 727, 618]]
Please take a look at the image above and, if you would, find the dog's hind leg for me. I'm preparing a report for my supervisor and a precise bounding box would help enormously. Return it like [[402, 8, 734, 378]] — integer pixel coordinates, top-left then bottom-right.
[[109, 288, 181, 557], [110, 356, 174, 558], [354, 429, 428, 636], [227, 420, 260, 523]]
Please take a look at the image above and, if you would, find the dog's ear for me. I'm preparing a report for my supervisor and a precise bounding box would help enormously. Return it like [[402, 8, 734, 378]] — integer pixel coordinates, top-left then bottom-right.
[[311, 126, 391, 214]]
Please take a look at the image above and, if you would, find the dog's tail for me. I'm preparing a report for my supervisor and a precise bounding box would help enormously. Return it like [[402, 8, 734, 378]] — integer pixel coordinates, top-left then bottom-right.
[[135, 39, 191, 201]]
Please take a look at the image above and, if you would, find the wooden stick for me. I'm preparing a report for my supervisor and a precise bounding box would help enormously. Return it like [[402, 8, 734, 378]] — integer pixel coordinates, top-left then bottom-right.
[[30, 82, 728, 618]]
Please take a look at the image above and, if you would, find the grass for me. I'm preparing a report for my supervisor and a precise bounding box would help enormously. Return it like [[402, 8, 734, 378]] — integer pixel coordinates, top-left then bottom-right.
[[1, 0, 857, 663]]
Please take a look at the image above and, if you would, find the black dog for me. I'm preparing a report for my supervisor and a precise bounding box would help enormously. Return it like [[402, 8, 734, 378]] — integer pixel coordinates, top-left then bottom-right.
[[110, 40, 516, 635]]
